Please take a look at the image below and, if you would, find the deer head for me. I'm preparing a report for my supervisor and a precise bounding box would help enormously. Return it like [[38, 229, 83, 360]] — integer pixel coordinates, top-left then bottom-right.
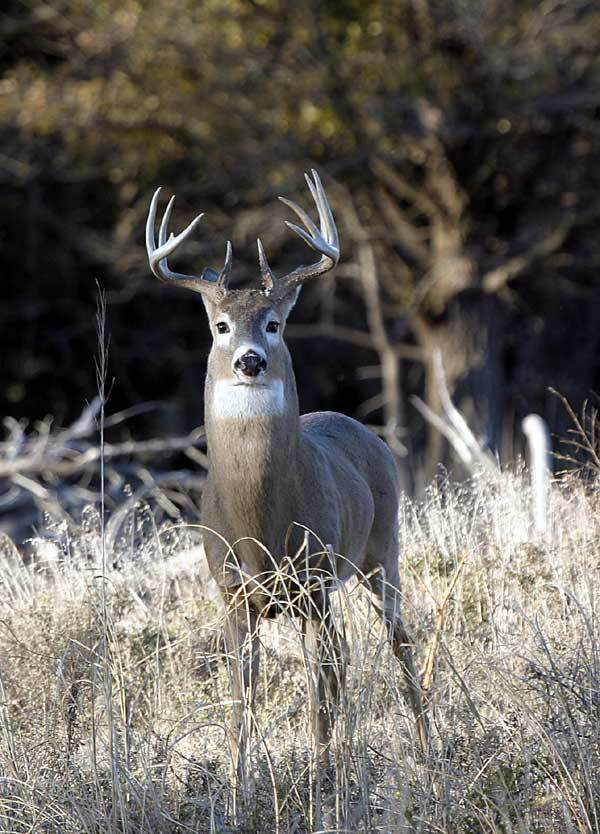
[[146, 171, 339, 405]]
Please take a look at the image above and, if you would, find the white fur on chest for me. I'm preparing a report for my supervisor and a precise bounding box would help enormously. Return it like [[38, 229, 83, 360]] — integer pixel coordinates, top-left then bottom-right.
[[210, 379, 285, 419]]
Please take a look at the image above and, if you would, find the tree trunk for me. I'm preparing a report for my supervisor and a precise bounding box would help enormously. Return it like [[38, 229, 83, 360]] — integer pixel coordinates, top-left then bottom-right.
[[414, 289, 505, 480]]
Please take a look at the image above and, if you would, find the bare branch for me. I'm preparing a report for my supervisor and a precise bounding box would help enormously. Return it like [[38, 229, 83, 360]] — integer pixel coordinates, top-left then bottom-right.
[[483, 217, 574, 293], [0, 430, 207, 480], [432, 351, 493, 466], [333, 186, 409, 463], [550, 388, 600, 473], [410, 395, 476, 467], [285, 322, 423, 360], [374, 185, 430, 267], [371, 157, 439, 218], [412, 350, 498, 473], [0, 396, 209, 544]]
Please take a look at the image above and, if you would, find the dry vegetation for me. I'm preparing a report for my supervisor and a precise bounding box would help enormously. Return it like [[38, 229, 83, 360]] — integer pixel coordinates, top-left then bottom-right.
[[0, 469, 599, 833]]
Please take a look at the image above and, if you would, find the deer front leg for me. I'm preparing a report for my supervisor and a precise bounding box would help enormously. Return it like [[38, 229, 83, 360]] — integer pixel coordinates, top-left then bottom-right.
[[302, 601, 345, 768], [223, 593, 260, 798]]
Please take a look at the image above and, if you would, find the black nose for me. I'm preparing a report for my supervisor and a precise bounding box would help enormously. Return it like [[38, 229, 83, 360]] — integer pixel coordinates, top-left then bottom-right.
[[234, 350, 267, 377]]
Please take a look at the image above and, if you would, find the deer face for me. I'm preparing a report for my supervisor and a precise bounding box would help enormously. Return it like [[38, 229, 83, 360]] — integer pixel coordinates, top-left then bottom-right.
[[145, 169, 339, 419], [202, 289, 299, 419], [204, 289, 298, 382]]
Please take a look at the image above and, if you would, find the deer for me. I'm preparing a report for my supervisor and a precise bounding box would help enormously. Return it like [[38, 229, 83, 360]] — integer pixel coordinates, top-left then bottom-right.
[[145, 170, 429, 781]]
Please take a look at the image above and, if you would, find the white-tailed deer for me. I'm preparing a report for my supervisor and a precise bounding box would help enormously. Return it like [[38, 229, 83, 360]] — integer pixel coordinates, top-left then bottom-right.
[[145, 171, 428, 776]]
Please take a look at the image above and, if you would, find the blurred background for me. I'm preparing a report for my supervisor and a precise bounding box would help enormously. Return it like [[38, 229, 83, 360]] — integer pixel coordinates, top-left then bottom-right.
[[2, 0, 600, 538]]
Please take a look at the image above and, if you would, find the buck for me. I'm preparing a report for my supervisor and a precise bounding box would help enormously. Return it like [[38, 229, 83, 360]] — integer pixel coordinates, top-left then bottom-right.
[[145, 171, 428, 774]]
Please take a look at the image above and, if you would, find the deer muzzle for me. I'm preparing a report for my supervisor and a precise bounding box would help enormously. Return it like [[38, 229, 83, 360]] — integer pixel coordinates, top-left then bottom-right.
[[233, 349, 267, 379]]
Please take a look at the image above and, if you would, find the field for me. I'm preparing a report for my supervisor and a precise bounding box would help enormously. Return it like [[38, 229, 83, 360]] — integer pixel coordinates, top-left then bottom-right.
[[0, 468, 598, 833]]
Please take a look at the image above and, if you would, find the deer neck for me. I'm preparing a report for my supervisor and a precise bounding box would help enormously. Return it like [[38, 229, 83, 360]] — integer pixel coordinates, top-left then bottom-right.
[[204, 370, 301, 494]]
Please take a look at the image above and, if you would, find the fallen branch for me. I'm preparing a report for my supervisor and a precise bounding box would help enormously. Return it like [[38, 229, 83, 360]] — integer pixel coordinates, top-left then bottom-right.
[[411, 350, 498, 473], [0, 400, 208, 544]]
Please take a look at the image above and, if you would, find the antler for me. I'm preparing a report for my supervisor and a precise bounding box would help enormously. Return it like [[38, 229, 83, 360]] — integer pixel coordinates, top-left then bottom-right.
[[145, 188, 231, 297], [258, 169, 340, 299]]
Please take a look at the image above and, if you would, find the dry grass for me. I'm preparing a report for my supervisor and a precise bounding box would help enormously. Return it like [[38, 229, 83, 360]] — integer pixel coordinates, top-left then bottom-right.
[[0, 469, 598, 833]]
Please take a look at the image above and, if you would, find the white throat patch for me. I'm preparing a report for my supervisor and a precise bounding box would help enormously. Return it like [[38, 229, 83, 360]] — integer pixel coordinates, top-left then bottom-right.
[[211, 379, 285, 419]]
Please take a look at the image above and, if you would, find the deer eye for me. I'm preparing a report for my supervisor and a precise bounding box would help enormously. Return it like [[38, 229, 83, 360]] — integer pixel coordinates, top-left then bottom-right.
[[266, 320, 280, 333], [216, 321, 230, 334]]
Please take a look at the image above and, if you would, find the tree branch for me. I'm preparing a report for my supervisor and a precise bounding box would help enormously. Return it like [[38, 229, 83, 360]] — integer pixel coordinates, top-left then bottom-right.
[[370, 157, 439, 218], [374, 185, 430, 267], [482, 216, 574, 293]]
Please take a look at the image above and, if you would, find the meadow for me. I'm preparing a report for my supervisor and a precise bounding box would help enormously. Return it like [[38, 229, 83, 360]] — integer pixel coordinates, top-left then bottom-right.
[[0, 463, 598, 833]]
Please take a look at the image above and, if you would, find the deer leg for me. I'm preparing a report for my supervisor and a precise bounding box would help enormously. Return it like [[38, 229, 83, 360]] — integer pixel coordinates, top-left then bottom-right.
[[367, 570, 430, 753], [223, 594, 260, 795], [302, 599, 344, 768]]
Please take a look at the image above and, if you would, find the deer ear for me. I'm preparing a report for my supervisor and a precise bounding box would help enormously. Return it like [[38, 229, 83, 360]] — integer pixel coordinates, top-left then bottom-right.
[[200, 293, 216, 321], [201, 267, 219, 283], [197, 269, 221, 320], [279, 286, 301, 320]]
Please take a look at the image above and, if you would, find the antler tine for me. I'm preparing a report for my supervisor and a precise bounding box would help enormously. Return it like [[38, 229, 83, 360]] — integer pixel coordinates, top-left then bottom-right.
[[303, 171, 330, 240], [145, 187, 229, 296], [257, 238, 275, 294], [278, 196, 320, 241], [158, 193, 176, 247], [312, 169, 339, 250], [270, 169, 340, 297], [219, 241, 233, 285], [145, 187, 162, 259]]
